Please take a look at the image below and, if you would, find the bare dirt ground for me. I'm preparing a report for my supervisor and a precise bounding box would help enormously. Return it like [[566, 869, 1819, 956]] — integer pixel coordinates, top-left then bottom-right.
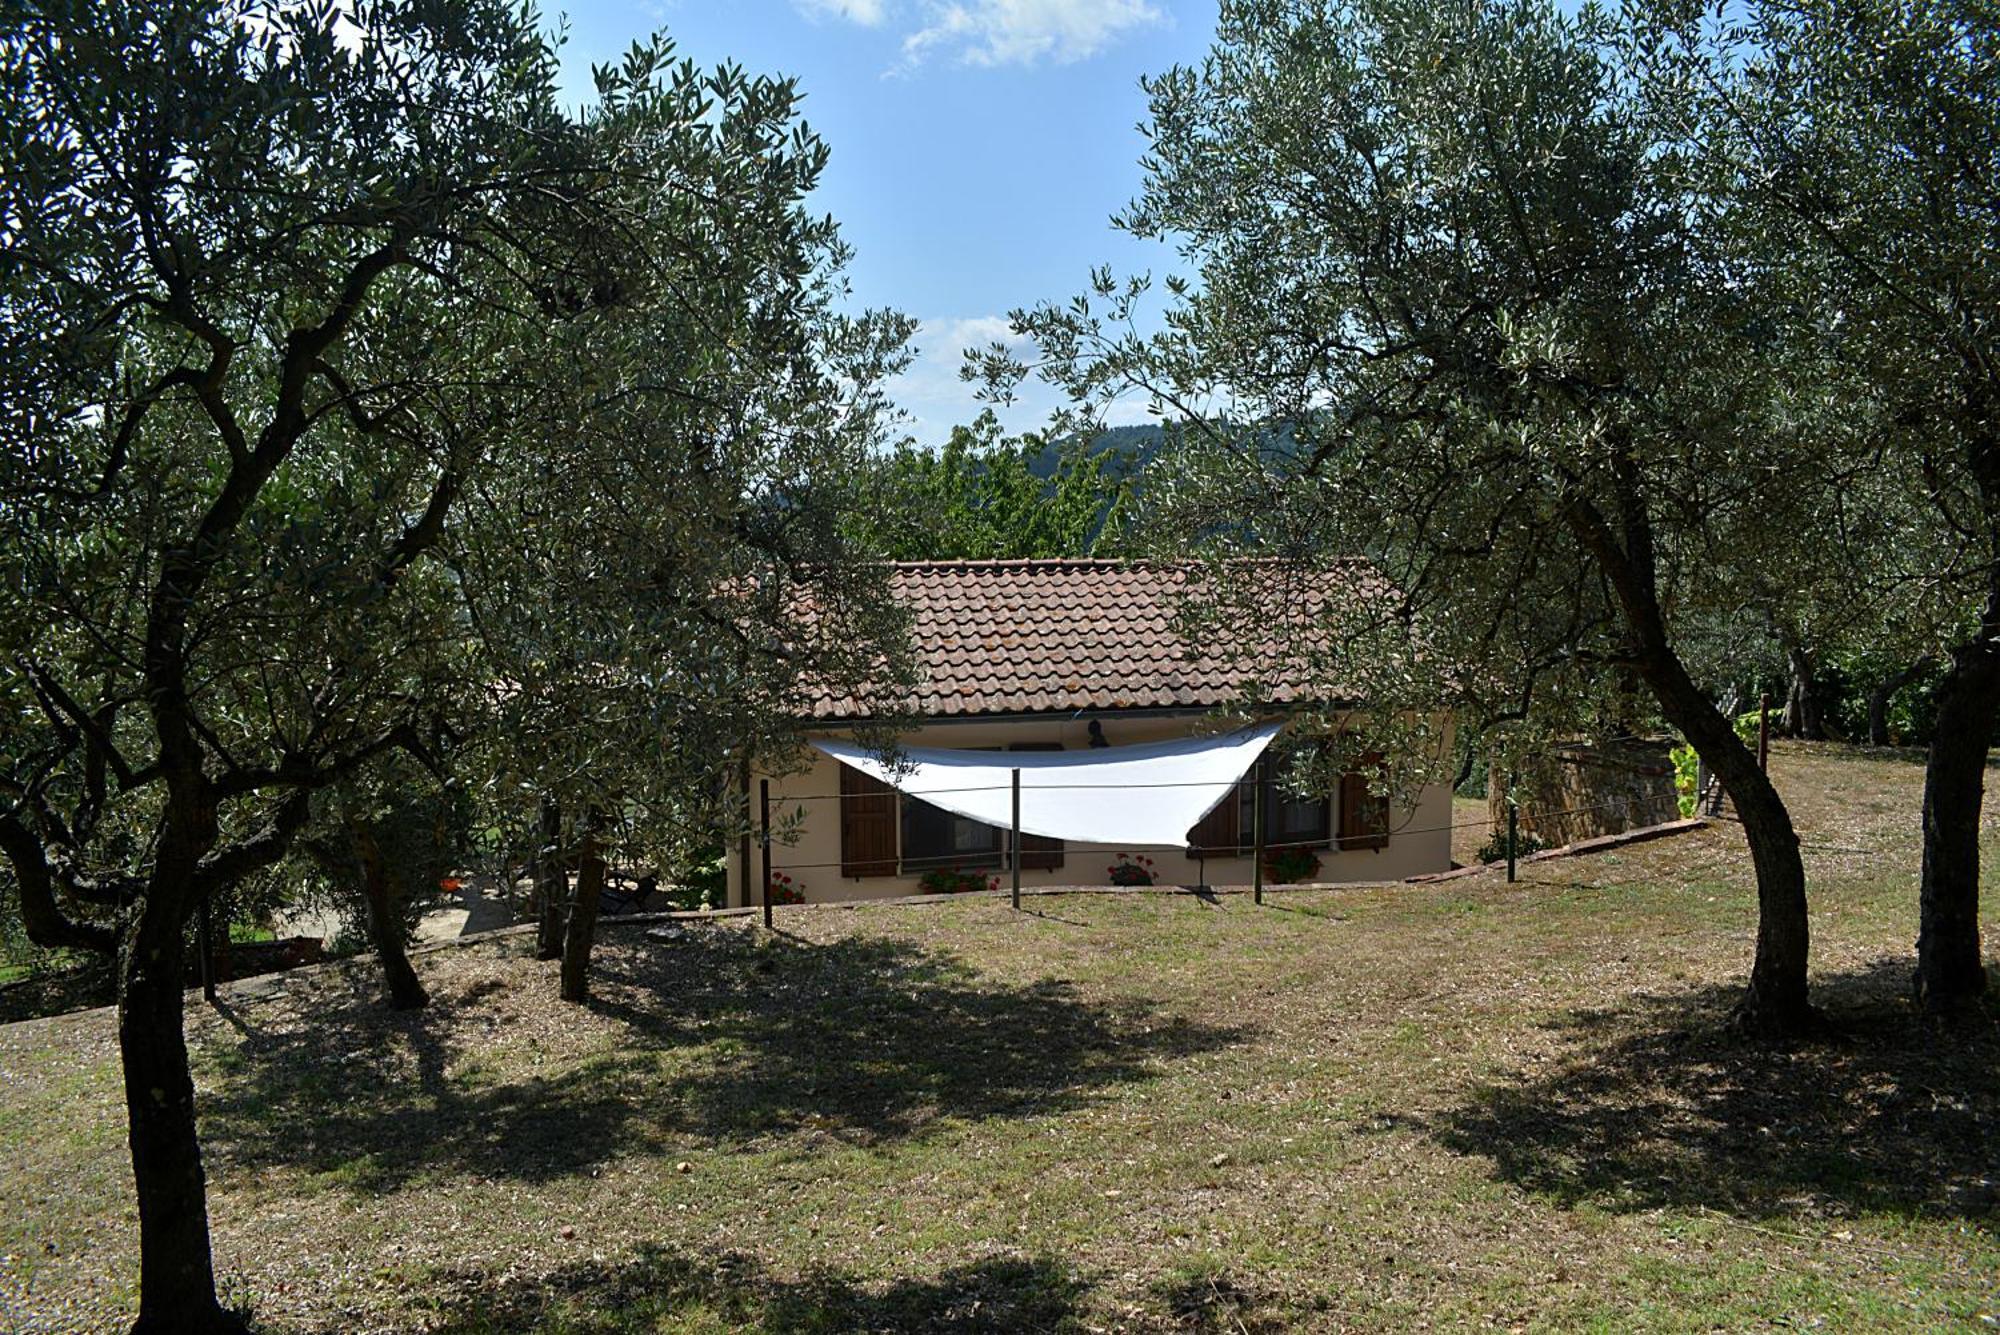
[[2, 742, 1994, 1332]]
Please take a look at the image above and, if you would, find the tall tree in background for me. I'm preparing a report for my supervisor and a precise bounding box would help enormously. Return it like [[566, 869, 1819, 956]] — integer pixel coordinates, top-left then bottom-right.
[[1645, 0, 1997, 1009], [851, 410, 1135, 560], [984, 0, 1860, 1034], [0, 2, 910, 1327]]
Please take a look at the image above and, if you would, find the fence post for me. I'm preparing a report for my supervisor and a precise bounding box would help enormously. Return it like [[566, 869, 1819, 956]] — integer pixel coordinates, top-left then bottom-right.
[[760, 779, 773, 930], [1506, 788, 1519, 885], [1251, 757, 1266, 905], [198, 895, 216, 1002], [1011, 767, 1022, 911], [1757, 692, 1771, 772]]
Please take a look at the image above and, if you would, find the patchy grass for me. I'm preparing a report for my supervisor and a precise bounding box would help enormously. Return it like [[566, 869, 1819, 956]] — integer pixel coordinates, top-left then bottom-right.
[[1451, 794, 1492, 867], [1, 742, 1995, 1333]]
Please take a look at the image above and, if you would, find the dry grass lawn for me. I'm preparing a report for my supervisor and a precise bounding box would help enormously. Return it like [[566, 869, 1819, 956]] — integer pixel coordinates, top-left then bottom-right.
[[1, 742, 1996, 1332]]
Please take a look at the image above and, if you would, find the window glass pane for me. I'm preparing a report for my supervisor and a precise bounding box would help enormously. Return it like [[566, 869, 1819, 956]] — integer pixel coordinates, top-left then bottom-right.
[[1241, 769, 1330, 845], [901, 796, 1001, 867], [1275, 793, 1327, 840]]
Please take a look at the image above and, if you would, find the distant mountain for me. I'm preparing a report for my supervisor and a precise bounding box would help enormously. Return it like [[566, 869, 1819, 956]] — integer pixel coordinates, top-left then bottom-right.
[[1024, 424, 1167, 481]]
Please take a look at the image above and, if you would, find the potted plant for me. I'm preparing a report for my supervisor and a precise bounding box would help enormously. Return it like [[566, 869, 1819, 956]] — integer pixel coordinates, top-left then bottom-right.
[[1106, 853, 1157, 886], [766, 873, 805, 905], [1262, 847, 1322, 885]]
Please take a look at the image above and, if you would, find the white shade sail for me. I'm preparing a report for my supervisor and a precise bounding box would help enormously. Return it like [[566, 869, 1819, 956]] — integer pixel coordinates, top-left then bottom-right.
[[810, 722, 1284, 847]]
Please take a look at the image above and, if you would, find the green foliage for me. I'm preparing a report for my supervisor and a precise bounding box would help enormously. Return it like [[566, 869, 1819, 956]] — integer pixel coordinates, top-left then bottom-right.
[[1106, 853, 1157, 886], [982, 0, 1845, 813], [0, 0, 916, 967], [677, 850, 729, 911], [1631, 0, 1997, 732], [1671, 745, 1699, 818], [1261, 847, 1322, 885], [1828, 650, 1946, 745], [850, 411, 1136, 560], [917, 867, 997, 896], [287, 769, 474, 951], [1474, 830, 1548, 865], [1734, 713, 1763, 747]]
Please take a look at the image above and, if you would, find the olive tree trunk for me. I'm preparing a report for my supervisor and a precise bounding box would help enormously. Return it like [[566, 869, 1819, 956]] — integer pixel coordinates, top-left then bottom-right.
[[349, 822, 428, 1010], [560, 827, 605, 1004], [1647, 651, 1815, 1032], [1567, 486, 1815, 1035], [533, 796, 565, 962], [119, 896, 242, 1332], [1915, 642, 1997, 1011], [1782, 643, 1829, 740], [1868, 656, 1934, 746]]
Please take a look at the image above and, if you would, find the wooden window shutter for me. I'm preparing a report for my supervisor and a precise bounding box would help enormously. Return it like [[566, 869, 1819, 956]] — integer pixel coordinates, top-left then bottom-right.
[[839, 763, 898, 877], [1338, 755, 1390, 851], [1187, 779, 1243, 855], [1008, 742, 1064, 871]]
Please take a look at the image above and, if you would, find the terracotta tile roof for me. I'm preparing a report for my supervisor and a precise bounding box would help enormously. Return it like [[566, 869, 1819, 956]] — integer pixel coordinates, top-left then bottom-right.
[[805, 558, 1393, 722]]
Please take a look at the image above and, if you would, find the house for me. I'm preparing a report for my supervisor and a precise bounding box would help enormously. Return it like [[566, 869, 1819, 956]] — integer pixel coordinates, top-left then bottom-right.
[[724, 559, 1454, 907]]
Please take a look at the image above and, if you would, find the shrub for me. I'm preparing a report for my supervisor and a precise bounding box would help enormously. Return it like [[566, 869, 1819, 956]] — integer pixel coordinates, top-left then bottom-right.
[[1475, 829, 1548, 864], [680, 848, 729, 909], [917, 866, 995, 896], [766, 873, 804, 905], [1263, 847, 1322, 884], [1671, 743, 1700, 817], [1106, 853, 1156, 886]]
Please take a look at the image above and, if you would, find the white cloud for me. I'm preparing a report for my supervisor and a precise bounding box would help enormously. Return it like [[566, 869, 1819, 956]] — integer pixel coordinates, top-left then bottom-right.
[[795, 0, 891, 25], [902, 0, 1163, 67], [888, 315, 1041, 445], [926, 314, 1021, 351], [796, 0, 1163, 69], [886, 314, 1164, 446]]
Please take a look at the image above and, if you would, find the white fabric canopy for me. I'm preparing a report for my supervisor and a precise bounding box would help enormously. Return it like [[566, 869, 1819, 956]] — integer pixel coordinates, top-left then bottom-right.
[[811, 722, 1283, 847]]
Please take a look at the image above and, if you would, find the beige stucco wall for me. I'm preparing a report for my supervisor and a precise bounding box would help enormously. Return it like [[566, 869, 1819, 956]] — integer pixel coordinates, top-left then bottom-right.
[[726, 712, 1455, 907]]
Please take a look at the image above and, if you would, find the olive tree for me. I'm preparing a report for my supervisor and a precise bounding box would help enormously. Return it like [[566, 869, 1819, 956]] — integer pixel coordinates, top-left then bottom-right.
[[0, 1, 910, 1327], [982, 0, 1864, 1033], [1637, 0, 1998, 1009]]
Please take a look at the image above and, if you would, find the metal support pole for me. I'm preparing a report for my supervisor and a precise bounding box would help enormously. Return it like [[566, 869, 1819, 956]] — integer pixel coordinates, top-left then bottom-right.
[[1757, 691, 1771, 772], [760, 779, 773, 930], [1251, 759, 1266, 905], [198, 894, 216, 1002], [1506, 793, 1519, 884], [1010, 767, 1022, 911]]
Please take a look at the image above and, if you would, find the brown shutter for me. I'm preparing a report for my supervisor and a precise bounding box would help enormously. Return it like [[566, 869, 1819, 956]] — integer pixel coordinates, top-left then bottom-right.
[[1338, 755, 1390, 851], [839, 763, 898, 877], [1187, 780, 1243, 854], [1008, 742, 1065, 870]]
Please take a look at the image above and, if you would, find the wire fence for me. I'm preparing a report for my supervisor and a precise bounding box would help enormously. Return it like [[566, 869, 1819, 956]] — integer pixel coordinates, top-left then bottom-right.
[[742, 793, 1681, 877]]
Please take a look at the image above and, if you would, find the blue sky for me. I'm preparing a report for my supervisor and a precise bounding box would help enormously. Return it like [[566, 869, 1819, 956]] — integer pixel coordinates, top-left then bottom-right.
[[547, 1, 1219, 446]]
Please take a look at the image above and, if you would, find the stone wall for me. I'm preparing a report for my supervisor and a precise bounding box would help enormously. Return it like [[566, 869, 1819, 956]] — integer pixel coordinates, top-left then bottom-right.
[[1489, 739, 1680, 848]]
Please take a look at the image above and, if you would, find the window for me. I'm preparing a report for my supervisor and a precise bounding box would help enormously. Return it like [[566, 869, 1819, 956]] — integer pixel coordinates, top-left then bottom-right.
[[900, 745, 1004, 871], [1189, 762, 1332, 854], [896, 741, 1067, 872], [900, 799, 1003, 870], [1338, 757, 1390, 851], [1249, 780, 1332, 848]]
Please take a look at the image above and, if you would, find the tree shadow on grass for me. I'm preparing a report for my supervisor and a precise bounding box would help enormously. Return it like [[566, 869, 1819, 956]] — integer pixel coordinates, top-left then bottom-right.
[[408, 1244, 1093, 1334], [201, 929, 1243, 1193], [1425, 958, 2000, 1223], [585, 932, 1242, 1146]]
